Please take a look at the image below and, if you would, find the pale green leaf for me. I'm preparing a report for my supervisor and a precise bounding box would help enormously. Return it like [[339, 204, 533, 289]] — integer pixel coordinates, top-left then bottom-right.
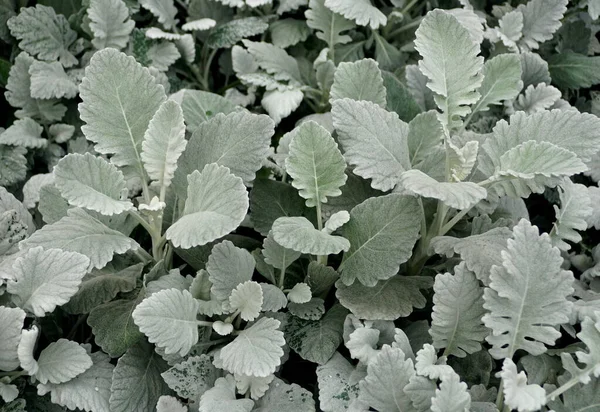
[[0, 145, 27, 187], [242, 40, 302, 83], [261, 88, 304, 124], [520, 52, 551, 88], [560, 313, 600, 385], [399, 169, 487, 210], [414, 9, 484, 130], [430, 372, 471, 412], [306, 262, 339, 298], [0, 382, 18, 403], [199, 375, 254, 412], [157, 395, 187, 412], [7, 5, 77, 67], [161, 354, 217, 400], [305, 0, 355, 48], [54, 153, 134, 216], [448, 140, 478, 182], [517, 0, 567, 51], [336, 275, 432, 320], [141, 100, 186, 190], [340, 194, 422, 286], [482, 219, 574, 359], [109, 341, 171, 412], [250, 179, 306, 236], [472, 54, 523, 115], [23, 208, 139, 270], [272, 216, 350, 255], [88, 0, 134, 50], [551, 179, 592, 251], [8, 247, 90, 317], [286, 304, 347, 365], [35, 340, 92, 384], [147, 41, 180, 71], [4, 52, 66, 122], [220, 317, 285, 377], [430, 262, 487, 358], [548, 51, 600, 90], [37, 350, 114, 412], [373, 32, 403, 72], [262, 231, 301, 270], [79, 48, 166, 180], [133, 289, 200, 356], [28, 61, 78, 99], [48, 124, 74, 144], [286, 121, 347, 207], [0, 117, 47, 149], [207, 240, 255, 310], [346, 327, 379, 364], [324, 0, 386, 29], [254, 377, 316, 411], [382, 70, 422, 122], [323, 210, 350, 234], [140, 0, 177, 29], [415, 344, 454, 380], [359, 345, 415, 412], [512, 84, 561, 114], [176, 89, 240, 134], [22, 173, 54, 209], [270, 18, 310, 48], [277, 0, 307, 14], [499, 358, 545, 412], [234, 374, 273, 400], [88, 294, 144, 357], [229, 281, 263, 321], [446, 7, 485, 44], [316, 352, 367, 411], [332, 98, 410, 191], [288, 282, 311, 304], [166, 164, 248, 249], [488, 10, 523, 52], [174, 111, 273, 195], [330, 59, 386, 107], [260, 283, 288, 312], [18, 326, 38, 376], [0, 306, 26, 371], [405, 375, 436, 412], [407, 110, 443, 166], [207, 17, 269, 49]]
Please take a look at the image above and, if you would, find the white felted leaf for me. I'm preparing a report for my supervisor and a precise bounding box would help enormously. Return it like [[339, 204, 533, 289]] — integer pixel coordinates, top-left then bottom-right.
[[415, 344, 454, 380], [559, 313, 600, 387], [141, 100, 187, 191], [242, 40, 302, 83], [407, 110, 444, 166], [288, 283, 312, 304], [18, 326, 39, 375], [220, 317, 285, 377], [28, 61, 78, 99], [132, 289, 200, 356], [346, 327, 379, 364], [269, 18, 310, 49], [316, 352, 365, 411], [272, 216, 350, 255], [430, 371, 471, 412], [498, 358, 545, 412], [254, 377, 316, 411], [48, 123, 75, 143], [140, 0, 178, 29], [22, 173, 54, 209], [213, 321, 234, 336], [261, 88, 304, 124], [166, 164, 249, 249], [358, 345, 415, 412], [23, 208, 138, 270], [331, 98, 410, 191], [37, 350, 114, 412], [54, 153, 134, 216], [445, 7, 484, 44], [260, 283, 288, 312], [207, 17, 269, 49], [414, 9, 484, 130], [234, 374, 274, 400], [0, 117, 47, 148], [339, 194, 421, 286], [324, 0, 386, 30], [447, 140, 478, 182], [551, 179, 592, 251], [79, 48, 166, 180], [430, 263, 488, 358], [517, 0, 567, 51], [330, 59, 386, 107], [7, 5, 77, 67], [145, 27, 181, 40], [157, 395, 187, 412], [399, 169, 487, 210], [323, 210, 350, 234], [482, 219, 574, 359], [285, 121, 347, 207], [182, 18, 216, 31], [471, 53, 523, 115], [199, 375, 254, 412], [88, 0, 134, 50], [229, 281, 263, 321], [0, 382, 18, 403], [8, 247, 90, 317], [35, 340, 93, 384], [0, 306, 26, 371], [305, 0, 354, 48], [513, 83, 562, 114]]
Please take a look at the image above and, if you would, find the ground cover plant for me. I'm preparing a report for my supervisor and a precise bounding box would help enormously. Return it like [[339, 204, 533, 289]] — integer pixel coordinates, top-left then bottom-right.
[[2, 0, 600, 411]]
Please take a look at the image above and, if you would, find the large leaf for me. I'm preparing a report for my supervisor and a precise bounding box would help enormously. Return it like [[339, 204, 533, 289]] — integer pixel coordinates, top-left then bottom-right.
[[166, 164, 249, 249], [23, 208, 139, 270], [7, 5, 77, 67], [219, 317, 285, 377], [35, 340, 92, 384], [141, 99, 187, 191], [414, 9, 483, 130], [174, 111, 273, 196], [54, 153, 134, 216], [7, 247, 90, 317], [0, 307, 26, 371], [305, 0, 354, 49], [133, 289, 200, 356], [482, 219, 574, 359], [109, 341, 171, 412], [324, 0, 386, 30], [286, 121, 347, 207], [517, 0, 567, 51], [88, 0, 134, 50], [79, 48, 166, 180], [272, 216, 350, 255], [339, 194, 422, 286], [430, 263, 488, 358], [336, 275, 432, 320], [330, 59, 386, 107], [548, 52, 600, 90], [332, 98, 410, 191], [471, 54, 523, 115]]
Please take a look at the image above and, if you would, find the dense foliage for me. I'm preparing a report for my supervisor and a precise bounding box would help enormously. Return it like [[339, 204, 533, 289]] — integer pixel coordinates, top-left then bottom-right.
[[2, 0, 600, 411]]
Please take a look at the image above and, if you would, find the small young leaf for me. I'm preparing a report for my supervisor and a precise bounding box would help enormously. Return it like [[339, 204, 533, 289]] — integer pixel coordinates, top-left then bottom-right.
[[207, 17, 269, 49], [88, 0, 134, 50], [157, 395, 187, 412], [28, 61, 78, 99], [305, 0, 355, 49], [207, 240, 255, 309], [229, 281, 263, 321], [498, 358, 546, 412], [517, 0, 567, 51], [324, 0, 386, 30], [288, 283, 312, 304], [199, 375, 254, 412]]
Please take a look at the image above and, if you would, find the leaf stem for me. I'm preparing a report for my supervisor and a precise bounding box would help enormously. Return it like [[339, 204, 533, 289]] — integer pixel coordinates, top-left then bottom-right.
[[316, 202, 327, 265], [496, 379, 505, 411], [387, 17, 423, 38], [278, 267, 286, 289], [203, 48, 219, 90], [545, 371, 590, 402]]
